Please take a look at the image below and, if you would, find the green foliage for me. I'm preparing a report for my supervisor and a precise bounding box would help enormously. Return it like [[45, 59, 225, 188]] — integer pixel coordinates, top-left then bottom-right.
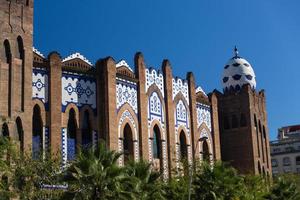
[[264, 176, 300, 200], [192, 162, 244, 200], [62, 142, 134, 200], [1, 136, 300, 200], [124, 159, 165, 200]]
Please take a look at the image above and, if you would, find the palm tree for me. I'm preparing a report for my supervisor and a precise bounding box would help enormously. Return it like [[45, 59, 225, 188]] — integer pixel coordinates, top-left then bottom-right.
[[264, 176, 300, 200], [62, 142, 135, 200], [192, 161, 244, 200], [124, 160, 165, 200]]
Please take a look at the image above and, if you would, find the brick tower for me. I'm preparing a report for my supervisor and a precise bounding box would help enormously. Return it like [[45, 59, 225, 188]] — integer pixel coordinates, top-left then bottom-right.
[[214, 47, 271, 175], [0, 0, 33, 151]]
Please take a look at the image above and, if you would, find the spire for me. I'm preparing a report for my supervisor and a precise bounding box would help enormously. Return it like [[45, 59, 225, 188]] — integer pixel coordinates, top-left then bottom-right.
[[234, 45, 239, 57]]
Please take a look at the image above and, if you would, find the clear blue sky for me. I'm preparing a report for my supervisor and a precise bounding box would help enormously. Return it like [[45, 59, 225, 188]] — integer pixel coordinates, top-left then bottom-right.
[[34, 0, 300, 140]]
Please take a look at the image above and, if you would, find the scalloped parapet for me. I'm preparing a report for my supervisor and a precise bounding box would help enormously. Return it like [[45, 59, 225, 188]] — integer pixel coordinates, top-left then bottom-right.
[[116, 59, 133, 72], [195, 86, 206, 96], [33, 47, 45, 58], [62, 52, 92, 66]]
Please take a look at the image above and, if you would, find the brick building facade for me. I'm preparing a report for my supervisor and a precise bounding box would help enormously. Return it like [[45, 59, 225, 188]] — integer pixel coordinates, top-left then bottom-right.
[[0, 0, 271, 177]]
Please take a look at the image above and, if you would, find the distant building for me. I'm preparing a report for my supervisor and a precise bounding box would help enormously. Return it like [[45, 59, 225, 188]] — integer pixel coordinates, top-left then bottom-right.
[[270, 125, 300, 175]]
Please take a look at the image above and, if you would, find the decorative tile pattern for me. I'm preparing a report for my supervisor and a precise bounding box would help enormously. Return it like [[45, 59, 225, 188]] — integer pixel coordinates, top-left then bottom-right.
[[62, 73, 96, 112], [32, 68, 48, 104], [145, 68, 164, 97], [147, 91, 168, 179], [116, 78, 138, 114], [172, 78, 189, 104], [174, 100, 192, 168], [61, 128, 68, 165], [196, 103, 212, 131], [44, 127, 50, 152], [176, 100, 188, 126], [148, 92, 164, 123]]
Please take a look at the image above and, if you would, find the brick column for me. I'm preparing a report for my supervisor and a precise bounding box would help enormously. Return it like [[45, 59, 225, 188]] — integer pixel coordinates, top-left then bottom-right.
[[96, 57, 117, 151], [187, 72, 198, 161], [209, 92, 221, 161], [135, 52, 149, 161], [22, 42, 33, 152], [162, 60, 175, 176], [48, 52, 62, 156]]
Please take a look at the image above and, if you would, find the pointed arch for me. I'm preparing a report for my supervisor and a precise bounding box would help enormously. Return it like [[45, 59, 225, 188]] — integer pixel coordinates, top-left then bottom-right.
[[32, 104, 43, 159], [1, 123, 9, 137], [3, 40, 12, 64], [152, 124, 163, 172], [16, 117, 24, 152], [254, 114, 260, 157], [179, 130, 188, 160], [202, 140, 210, 162], [67, 108, 77, 160], [123, 123, 134, 164], [4, 40, 12, 116]]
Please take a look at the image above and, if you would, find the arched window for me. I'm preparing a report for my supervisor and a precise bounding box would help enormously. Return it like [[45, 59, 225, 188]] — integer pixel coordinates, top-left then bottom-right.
[[254, 114, 260, 157], [67, 108, 77, 160], [32, 105, 43, 159], [1, 123, 9, 137], [258, 161, 261, 174], [152, 125, 162, 172], [17, 36, 24, 60], [202, 140, 210, 162], [152, 125, 161, 159], [296, 156, 300, 165], [179, 131, 187, 160], [81, 110, 92, 148], [3, 40, 12, 64], [240, 113, 247, 127], [259, 121, 265, 162], [231, 114, 238, 128], [4, 40, 12, 116], [283, 157, 291, 166], [17, 36, 25, 111], [16, 117, 24, 153], [123, 123, 134, 164], [224, 116, 230, 130]]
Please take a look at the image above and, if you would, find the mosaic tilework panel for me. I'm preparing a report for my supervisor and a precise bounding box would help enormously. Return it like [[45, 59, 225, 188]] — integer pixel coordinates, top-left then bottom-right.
[[62, 73, 96, 112], [61, 128, 68, 164], [148, 92, 164, 123], [175, 100, 188, 127], [116, 78, 138, 114], [196, 103, 212, 131], [145, 68, 164, 97], [32, 68, 48, 104], [172, 78, 189, 105]]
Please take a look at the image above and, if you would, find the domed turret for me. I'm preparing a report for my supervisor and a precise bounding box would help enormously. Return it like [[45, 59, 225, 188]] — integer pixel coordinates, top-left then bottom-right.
[[222, 47, 256, 91]]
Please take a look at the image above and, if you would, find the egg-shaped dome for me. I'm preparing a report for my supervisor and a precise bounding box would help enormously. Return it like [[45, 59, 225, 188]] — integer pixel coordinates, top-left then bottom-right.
[[222, 47, 256, 91]]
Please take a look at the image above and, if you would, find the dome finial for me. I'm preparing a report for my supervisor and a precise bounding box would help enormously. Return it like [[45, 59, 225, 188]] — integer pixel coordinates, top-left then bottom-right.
[[234, 45, 239, 57]]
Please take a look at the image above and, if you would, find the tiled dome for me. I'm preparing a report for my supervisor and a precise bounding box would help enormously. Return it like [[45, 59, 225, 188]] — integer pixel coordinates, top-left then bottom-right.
[[222, 47, 256, 91]]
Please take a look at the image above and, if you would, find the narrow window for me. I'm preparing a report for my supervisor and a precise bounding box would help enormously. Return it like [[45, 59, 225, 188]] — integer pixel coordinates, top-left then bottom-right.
[[81, 110, 92, 149], [67, 108, 77, 160], [16, 117, 24, 153], [123, 123, 134, 164], [32, 105, 43, 159]]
